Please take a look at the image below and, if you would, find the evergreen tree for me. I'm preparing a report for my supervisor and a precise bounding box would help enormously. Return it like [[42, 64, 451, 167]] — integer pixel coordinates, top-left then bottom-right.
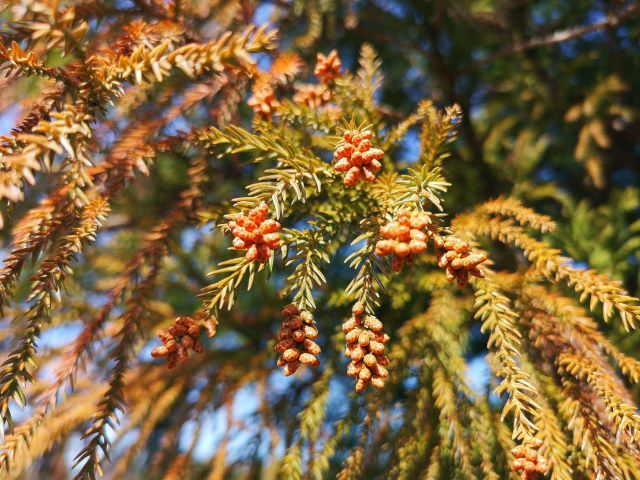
[[0, 1, 638, 478]]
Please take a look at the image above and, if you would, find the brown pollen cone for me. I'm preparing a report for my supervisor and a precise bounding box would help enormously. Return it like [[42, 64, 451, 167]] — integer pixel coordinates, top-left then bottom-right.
[[293, 83, 331, 110], [151, 316, 203, 369], [343, 302, 390, 392], [375, 209, 431, 272], [248, 84, 280, 119], [433, 234, 487, 287], [275, 304, 321, 376], [510, 438, 548, 480], [314, 49, 342, 83], [229, 201, 281, 263], [333, 129, 384, 187]]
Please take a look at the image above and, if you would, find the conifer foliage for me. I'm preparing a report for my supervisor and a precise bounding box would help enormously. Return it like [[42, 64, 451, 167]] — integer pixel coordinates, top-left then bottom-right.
[[0, 1, 639, 479]]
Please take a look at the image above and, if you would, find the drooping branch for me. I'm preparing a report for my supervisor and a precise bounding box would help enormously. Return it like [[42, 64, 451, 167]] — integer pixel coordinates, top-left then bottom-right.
[[470, 4, 640, 68]]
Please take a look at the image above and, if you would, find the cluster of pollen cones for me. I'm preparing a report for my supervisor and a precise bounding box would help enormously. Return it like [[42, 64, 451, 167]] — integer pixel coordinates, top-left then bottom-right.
[[314, 49, 342, 83], [375, 209, 488, 284], [151, 316, 202, 368], [433, 234, 486, 287], [511, 438, 548, 479], [334, 129, 384, 186], [343, 302, 390, 392], [375, 209, 431, 272], [275, 304, 321, 376], [229, 201, 280, 263]]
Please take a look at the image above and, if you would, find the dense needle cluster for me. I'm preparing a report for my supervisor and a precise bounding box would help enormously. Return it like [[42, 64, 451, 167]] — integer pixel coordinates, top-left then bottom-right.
[[229, 201, 281, 263], [433, 234, 487, 287], [510, 438, 548, 479], [343, 303, 390, 392], [333, 129, 384, 186], [275, 304, 321, 376], [375, 209, 432, 272], [151, 316, 203, 369], [314, 49, 342, 83]]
